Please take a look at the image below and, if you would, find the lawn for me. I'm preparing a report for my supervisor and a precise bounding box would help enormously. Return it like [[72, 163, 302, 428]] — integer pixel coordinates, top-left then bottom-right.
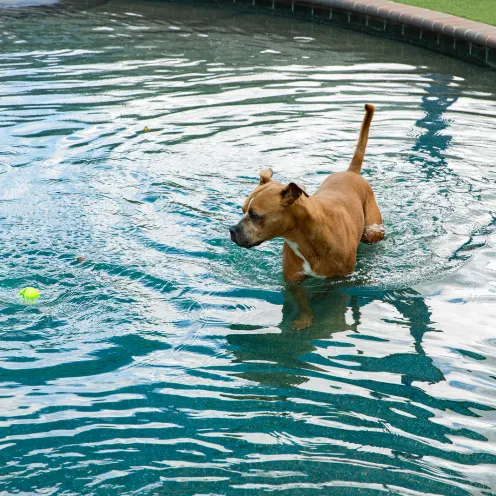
[[393, 0, 496, 26]]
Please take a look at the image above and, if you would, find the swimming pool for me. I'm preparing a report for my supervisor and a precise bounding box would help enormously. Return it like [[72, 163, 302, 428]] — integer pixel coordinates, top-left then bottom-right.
[[1, 0, 496, 494]]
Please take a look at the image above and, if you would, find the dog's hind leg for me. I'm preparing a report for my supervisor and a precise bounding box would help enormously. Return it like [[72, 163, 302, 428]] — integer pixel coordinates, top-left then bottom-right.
[[361, 190, 385, 244]]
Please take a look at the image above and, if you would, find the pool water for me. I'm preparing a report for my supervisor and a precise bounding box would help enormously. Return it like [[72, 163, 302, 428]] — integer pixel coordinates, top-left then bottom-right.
[[1, 1, 496, 494]]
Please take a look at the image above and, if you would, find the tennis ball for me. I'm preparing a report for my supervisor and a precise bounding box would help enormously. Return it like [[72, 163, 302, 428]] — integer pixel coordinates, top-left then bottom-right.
[[19, 287, 40, 301]]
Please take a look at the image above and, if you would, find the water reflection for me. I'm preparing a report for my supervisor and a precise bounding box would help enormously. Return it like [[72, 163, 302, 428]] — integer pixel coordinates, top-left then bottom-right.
[[224, 285, 495, 489], [228, 285, 444, 389], [411, 73, 458, 178]]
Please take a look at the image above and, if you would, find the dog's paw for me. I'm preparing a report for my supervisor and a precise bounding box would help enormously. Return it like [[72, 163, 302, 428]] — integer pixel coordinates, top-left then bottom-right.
[[361, 224, 385, 244], [292, 314, 313, 330]]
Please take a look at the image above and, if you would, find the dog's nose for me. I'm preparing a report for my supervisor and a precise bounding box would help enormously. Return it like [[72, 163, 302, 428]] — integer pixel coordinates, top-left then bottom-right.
[[229, 225, 237, 240]]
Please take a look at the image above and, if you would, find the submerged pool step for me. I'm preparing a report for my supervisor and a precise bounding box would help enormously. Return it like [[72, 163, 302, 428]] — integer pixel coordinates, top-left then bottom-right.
[[219, 0, 496, 69]]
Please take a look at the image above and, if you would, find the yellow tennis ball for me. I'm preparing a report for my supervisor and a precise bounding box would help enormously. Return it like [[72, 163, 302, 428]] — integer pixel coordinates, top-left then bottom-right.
[[19, 287, 40, 301]]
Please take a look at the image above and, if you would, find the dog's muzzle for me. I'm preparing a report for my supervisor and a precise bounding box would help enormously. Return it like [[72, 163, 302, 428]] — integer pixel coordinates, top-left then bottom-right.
[[229, 223, 257, 248], [229, 224, 244, 247]]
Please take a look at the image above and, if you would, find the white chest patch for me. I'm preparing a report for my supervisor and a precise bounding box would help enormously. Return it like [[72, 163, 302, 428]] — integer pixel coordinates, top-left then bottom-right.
[[283, 238, 324, 278]]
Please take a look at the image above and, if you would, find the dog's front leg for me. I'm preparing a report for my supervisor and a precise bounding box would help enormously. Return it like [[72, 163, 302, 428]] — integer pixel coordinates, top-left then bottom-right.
[[288, 283, 312, 330], [282, 242, 312, 328]]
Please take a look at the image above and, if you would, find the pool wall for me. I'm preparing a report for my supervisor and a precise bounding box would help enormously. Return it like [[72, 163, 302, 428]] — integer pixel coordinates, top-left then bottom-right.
[[219, 0, 496, 68]]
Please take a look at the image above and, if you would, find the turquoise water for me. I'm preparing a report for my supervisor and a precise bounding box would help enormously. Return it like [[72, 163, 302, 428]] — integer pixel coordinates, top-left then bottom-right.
[[1, 1, 496, 494]]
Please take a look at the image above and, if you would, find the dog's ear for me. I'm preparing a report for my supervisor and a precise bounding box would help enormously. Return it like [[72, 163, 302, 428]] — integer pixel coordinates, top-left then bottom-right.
[[259, 168, 273, 185], [281, 182, 309, 206]]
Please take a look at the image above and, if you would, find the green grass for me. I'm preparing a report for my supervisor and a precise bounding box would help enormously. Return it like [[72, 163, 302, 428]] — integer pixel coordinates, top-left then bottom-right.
[[393, 0, 496, 26]]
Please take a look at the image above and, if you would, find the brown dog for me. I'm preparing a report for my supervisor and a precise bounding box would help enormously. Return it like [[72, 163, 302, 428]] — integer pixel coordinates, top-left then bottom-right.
[[230, 104, 384, 282]]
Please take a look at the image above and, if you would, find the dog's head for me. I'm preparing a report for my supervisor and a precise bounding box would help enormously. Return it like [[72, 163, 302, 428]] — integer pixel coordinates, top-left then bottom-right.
[[229, 169, 309, 248]]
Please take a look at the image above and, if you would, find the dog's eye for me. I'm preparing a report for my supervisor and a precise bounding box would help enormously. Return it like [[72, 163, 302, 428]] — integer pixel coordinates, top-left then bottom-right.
[[249, 211, 261, 221]]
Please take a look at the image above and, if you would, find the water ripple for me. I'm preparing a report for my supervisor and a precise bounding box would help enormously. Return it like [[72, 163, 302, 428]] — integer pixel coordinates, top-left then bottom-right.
[[1, 0, 496, 494]]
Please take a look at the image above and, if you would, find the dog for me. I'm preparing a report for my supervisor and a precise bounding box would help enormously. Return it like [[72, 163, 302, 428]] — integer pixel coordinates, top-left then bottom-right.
[[230, 104, 384, 288]]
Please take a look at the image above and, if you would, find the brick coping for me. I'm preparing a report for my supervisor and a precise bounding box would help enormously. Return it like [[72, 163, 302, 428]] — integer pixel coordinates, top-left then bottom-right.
[[307, 0, 496, 49]]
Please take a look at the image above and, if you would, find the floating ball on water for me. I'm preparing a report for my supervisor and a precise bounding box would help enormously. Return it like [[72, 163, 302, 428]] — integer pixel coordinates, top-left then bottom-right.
[[143, 126, 150, 132], [19, 287, 40, 301]]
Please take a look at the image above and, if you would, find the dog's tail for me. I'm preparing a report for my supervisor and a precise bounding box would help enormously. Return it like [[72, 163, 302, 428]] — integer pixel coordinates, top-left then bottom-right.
[[348, 104, 374, 174]]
